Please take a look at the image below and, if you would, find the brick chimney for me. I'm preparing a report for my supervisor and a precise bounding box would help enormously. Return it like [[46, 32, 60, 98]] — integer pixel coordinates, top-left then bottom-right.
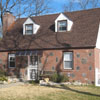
[[3, 11, 15, 35]]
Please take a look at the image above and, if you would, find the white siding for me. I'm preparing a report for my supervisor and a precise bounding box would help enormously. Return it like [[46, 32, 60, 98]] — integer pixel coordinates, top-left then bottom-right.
[[34, 24, 40, 34]]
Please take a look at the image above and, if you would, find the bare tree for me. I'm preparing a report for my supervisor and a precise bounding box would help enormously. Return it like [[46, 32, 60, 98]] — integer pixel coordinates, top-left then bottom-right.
[[63, 0, 74, 12], [63, 0, 100, 12], [90, 0, 99, 8], [27, 0, 51, 16], [78, 0, 89, 9], [0, 0, 50, 29]]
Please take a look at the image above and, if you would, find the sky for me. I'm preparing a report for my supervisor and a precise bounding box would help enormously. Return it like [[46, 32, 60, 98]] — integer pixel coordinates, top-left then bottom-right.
[[49, 0, 80, 13], [50, 0, 64, 13], [50, 0, 68, 13], [49, 0, 100, 14]]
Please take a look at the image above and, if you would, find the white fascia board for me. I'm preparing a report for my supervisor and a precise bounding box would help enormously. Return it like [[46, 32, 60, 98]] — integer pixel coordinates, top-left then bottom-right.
[[23, 17, 34, 25], [34, 24, 40, 34], [96, 23, 100, 49], [67, 20, 73, 31], [55, 13, 68, 22]]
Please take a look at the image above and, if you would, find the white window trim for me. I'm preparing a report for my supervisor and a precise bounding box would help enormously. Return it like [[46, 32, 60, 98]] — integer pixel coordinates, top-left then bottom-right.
[[25, 24, 34, 35], [63, 52, 73, 70], [57, 20, 67, 32], [8, 54, 16, 68]]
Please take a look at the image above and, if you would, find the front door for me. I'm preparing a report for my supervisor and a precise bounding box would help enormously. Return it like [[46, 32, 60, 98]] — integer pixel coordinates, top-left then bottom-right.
[[27, 56, 38, 80]]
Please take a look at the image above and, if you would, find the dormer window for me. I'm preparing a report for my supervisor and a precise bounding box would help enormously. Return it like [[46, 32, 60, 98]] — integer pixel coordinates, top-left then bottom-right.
[[55, 13, 73, 32], [23, 18, 40, 35], [58, 21, 67, 32], [25, 24, 33, 35]]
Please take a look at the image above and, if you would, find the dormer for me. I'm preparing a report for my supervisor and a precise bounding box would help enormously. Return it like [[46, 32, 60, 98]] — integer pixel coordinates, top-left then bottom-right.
[[23, 17, 40, 35], [55, 13, 73, 32]]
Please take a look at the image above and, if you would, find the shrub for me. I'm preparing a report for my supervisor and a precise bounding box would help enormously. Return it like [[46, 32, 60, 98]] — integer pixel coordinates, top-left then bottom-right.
[[0, 76, 8, 82], [29, 80, 39, 85], [50, 73, 69, 83], [57, 74, 69, 83], [0, 70, 7, 77], [50, 73, 58, 82]]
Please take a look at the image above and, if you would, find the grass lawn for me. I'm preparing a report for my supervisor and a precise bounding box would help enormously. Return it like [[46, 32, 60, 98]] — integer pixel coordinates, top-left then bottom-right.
[[0, 84, 100, 100]]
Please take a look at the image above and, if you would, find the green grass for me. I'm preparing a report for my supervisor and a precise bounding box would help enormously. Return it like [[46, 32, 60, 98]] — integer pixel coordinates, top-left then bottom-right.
[[0, 84, 100, 100]]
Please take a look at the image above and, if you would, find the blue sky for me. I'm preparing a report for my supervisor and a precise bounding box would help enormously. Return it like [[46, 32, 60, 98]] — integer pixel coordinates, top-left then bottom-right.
[[50, 0, 69, 13], [50, 0, 80, 13], [50, 0, 64, 13], [49, 0, 100, 14]]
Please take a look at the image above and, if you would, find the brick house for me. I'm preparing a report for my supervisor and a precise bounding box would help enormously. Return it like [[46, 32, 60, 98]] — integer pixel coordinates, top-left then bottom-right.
[[0, 8, 100, 84]]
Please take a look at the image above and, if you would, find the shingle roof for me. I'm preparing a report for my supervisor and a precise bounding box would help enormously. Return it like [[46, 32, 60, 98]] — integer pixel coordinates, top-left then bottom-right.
[[0, 8, 100, 51]]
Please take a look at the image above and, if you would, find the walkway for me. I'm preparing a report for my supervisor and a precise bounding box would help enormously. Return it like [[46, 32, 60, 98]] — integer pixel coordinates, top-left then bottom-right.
[[0, 82, 24, 88]]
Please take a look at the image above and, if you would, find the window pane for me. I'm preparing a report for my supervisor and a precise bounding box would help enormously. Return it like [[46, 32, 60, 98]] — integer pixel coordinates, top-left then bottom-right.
[[59, 27, 66, 31], [64, 61, 72, 69], [10, 57, 15, 61], [25, 24, 33, 35], [9, 54, 15, 58], [9, 54, 15, 68], [63, 52, 73, 69], [58, 21, 66, 26], [26, 30, 33, 34], [10, 57, 13, 61], [64, 52, 72, 61], [26, 25, 33, 30], [58, 21, 67, 31], [62, 27, 66, 30], [10, 62, 15, 67]]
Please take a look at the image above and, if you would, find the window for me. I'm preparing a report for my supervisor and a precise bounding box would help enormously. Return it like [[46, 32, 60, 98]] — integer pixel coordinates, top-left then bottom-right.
[[25, 24, 33, 35], [0, 59, 2, 64], [76, 66, 80, 71], [49, 52, 54, 56], [89, 66, 92, 71], [8, 54, 16, 68], [58, 21, 67, 32], [56, 57, 58, 62], [63, 52, 73, 69]]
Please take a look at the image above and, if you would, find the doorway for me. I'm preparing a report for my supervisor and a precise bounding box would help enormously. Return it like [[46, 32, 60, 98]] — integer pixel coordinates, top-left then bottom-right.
[[27, 56, 38, 80]]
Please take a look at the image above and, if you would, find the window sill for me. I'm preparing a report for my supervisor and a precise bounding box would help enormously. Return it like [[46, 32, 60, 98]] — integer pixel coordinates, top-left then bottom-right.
[[8, 67, 16, 68], [58, 30, 67, 32], [63, 68, 73, 70], [24, 33, 33, 35]]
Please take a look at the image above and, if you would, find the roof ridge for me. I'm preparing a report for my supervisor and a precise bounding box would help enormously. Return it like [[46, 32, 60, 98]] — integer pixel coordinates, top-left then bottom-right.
[[16, 8, 100, 20]]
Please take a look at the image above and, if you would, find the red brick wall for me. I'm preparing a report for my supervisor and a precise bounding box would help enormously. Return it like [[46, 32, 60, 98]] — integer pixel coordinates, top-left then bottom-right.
[[0, 48, 96, 83], [41, 49, 95, 83], [0, 52, 8, 72], [0, 52, 28, 78]]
